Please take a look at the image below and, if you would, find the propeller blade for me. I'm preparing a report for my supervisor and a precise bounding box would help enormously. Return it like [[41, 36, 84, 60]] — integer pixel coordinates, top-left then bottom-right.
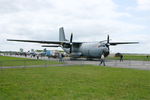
[[70, 33, 73, 53], [106, 35, 110, 50], [70, 47, 72, 53], [70, 33, 73, 43], [107, 35, 109, 44]]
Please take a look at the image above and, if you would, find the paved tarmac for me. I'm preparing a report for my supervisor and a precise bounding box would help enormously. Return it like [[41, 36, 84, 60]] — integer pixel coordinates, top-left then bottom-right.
[[1, 55, 150, 70], [67, 59, 150, 70]]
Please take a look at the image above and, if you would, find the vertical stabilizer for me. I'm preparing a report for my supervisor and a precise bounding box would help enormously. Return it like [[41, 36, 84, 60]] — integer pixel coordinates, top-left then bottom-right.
[[59, 27, 67, 41]]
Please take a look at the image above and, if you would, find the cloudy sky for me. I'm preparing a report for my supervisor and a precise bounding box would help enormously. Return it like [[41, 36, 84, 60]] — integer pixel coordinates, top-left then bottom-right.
[[0, 0, 150, 54]]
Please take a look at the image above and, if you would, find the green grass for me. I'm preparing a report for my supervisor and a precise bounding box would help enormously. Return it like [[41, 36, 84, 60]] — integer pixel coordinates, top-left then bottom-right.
[[108, 54, 150, 61], [0, 56, 29, 61], [0, 65, 150, 100], [0, 56, 62, 67]]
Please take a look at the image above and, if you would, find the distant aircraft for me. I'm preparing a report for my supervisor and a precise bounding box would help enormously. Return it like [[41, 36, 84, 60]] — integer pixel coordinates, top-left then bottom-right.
[[7, 27, 138, 59], [29, 49, 53, 57]]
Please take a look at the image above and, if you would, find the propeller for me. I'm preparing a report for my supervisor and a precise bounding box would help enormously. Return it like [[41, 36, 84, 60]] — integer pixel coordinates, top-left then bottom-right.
[[69, 33, 73, 53], [105, 35, 110, 50]]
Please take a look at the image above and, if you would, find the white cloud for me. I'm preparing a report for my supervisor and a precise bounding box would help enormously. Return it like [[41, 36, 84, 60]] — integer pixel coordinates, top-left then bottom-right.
[[137, 0, 150, 10], [0, 0, 149, 53]]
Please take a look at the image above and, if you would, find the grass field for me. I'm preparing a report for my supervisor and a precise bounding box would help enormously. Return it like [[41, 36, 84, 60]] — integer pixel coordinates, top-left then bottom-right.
[[108, 54, 150, 61], [0, 65, 150, 100], [0, 56, 29, 61], [0, 56, 62, 67]]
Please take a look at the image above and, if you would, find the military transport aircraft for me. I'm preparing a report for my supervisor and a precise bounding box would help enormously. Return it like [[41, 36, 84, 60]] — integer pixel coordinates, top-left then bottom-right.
[[7, 27, 138, 59]]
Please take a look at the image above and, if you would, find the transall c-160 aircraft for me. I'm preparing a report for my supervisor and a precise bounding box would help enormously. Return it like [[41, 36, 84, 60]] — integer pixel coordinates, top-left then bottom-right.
[[7, 27, 138, 59]]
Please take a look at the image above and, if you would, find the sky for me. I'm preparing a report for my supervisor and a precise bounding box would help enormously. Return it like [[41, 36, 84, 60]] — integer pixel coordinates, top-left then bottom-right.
[[0, 0, 150, 54]]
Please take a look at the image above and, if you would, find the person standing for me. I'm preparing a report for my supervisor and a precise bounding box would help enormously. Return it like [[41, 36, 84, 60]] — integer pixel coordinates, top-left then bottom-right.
[[37, 55, 39, 60], [59, 53, 63, 62], [120, 55, 123, 62], [99, 54, 105, 66], [146, 55, 149, 59]]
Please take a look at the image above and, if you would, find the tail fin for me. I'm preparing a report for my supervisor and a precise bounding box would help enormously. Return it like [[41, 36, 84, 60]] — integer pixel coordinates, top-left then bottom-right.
[[59, 27, 68, 41]]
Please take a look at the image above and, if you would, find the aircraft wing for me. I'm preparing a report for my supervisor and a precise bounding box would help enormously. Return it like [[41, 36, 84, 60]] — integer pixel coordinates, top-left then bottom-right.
[[7, 39, 84, 44], [109, 42, 139, 46], [7, 39, 68, 44], [41, 45, 61, 47]]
